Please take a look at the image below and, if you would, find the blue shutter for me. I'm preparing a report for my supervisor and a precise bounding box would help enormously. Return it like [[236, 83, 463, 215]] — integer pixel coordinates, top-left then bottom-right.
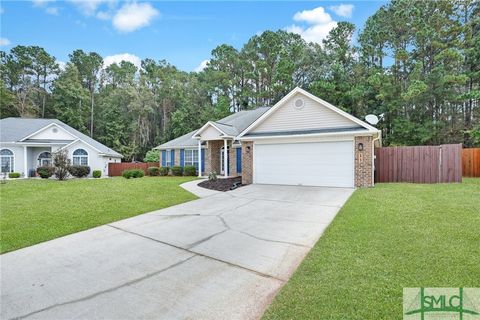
[[180, 149, 185, 167], [201, 148, 205, 175], [236, 148, 242, 173], [171, 150, 175, 166], [161, 150, 166, 166]]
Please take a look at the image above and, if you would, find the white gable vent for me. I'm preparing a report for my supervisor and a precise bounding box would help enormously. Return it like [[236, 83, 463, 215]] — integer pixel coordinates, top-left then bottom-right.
[[293, 98, 305, 110]]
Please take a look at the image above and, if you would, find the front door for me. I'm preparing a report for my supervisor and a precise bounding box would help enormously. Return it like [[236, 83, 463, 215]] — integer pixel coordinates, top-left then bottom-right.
[[220, 147, 229, 175]]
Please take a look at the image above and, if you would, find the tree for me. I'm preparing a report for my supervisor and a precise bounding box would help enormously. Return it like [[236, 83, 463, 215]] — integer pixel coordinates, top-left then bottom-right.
[[69, 50, 103, 137], [53, 149, 70, 180], [52, 64, 90, 133]]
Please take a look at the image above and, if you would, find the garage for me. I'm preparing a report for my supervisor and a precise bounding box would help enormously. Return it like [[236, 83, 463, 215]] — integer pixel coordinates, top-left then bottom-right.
[[253, 140, 354, 188]]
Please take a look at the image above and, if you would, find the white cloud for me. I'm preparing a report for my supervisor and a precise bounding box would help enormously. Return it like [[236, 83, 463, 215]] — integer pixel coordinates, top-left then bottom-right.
[[285, 7, 337, 44], [70, 0, 108, 16], [46, 6, 59, 15], [293, 7, 332, 25], [96, 10, 111, 20], [112, 2, 159, 32], [194, 59, 209, 72], [32, 0, 54, 7], [57, 61, 67, 71], [0, 38, 11, 46], [329, 4, 354, 18], [103, 53, 142, 69]]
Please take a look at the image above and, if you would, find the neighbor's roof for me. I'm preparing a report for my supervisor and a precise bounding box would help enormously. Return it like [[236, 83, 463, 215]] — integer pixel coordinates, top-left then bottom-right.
[[156, 107, 271, 149], [0, 117, 122, 157]]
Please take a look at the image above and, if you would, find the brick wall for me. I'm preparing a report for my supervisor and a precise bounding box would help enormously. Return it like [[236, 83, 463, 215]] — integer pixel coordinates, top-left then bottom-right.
[[229, 147, 241, 177], [354, 136, 373, 187], [241, 141, 253, 185], [205, 140, 222, 174]]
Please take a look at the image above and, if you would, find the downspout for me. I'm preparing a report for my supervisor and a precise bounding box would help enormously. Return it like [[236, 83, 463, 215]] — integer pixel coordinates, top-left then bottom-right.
[[372, 131, 382, 186]]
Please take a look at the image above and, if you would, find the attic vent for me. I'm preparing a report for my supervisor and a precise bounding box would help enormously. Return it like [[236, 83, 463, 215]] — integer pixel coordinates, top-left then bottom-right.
[[52, 128, 58, 133], [293, 98, 305, 110]]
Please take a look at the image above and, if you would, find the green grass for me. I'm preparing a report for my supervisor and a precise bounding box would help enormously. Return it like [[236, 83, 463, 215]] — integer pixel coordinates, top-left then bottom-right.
[[263, 178, 480, 320], [0, 177, 197, 254]]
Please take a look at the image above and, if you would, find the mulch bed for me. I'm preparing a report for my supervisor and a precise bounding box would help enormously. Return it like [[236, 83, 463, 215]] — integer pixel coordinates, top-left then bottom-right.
[[198, 176, 243, 192]]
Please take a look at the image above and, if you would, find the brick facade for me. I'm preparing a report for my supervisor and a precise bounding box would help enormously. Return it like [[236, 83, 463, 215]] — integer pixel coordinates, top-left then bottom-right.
[[241, 141, 253, 185], [229, 147, 240, 177], [205, 140, 222, 174], [354, 135, 374, 187]]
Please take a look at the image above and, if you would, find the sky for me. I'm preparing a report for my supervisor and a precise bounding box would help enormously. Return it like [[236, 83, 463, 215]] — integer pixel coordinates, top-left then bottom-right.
[[0, 1, 387, 72]]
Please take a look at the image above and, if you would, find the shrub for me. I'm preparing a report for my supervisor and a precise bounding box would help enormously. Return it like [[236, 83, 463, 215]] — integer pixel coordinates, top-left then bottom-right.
[[68, 165, 91, 178], [147, 166, 160, 176], [159, 167, 169, 176], [37, 166, 55, 179], [53, 150, 70, 180], [8, 172, 20, 178], [144, 149, 160, 162], [171, 166, 183, 176], [122, 169, 144, 179], [92, 170, 101, 178], [208, 171, 217, 181], [183, 165, 196, 176]]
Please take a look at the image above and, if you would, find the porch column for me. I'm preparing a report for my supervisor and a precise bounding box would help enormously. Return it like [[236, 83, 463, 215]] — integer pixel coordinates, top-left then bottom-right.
[[198, 139, 202, 177], [23, 146, 27, 178], [223, 139, 228, 178]]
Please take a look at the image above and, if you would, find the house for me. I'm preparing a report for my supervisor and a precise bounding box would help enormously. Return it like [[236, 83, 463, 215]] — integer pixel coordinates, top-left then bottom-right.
[[0, 118, 122, 178], [155, 87, 381, 188]]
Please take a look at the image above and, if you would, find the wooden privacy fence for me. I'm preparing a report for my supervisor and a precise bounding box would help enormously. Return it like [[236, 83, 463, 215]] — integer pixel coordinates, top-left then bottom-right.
[[462, 148, 480, 177], [374, 144, 462, 183], [108, 162, 159, 177]]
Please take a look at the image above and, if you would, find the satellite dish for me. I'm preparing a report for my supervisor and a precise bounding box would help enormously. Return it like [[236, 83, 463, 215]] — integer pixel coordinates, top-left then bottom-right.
[[365, 114, 379, 125]]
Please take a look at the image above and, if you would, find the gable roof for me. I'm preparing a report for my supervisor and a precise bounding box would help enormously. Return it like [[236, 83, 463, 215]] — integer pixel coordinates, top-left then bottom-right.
[[0, 118, 122, 157], [156, 107, 270, 149], [237, 87, 379, 138]]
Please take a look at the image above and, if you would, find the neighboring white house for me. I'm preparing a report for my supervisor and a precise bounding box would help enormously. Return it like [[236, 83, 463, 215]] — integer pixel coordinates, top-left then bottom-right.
[[0, 118, 122, 178]]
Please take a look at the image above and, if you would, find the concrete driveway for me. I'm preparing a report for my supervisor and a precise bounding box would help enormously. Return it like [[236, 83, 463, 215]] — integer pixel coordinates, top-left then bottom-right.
[[1, 183, 354, 320]]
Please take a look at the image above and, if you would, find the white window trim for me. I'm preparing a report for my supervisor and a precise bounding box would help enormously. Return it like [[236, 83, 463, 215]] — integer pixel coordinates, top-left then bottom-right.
[[166, 150, 172, 167], [0, 148, 15, 173], [72, 148, 89, 166], [184, 149, 199, 167], [37, 152, 52, 167]]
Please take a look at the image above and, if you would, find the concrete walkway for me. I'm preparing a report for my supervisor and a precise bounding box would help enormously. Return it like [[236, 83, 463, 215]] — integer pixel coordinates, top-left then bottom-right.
[[180, 179, 220, 198], [1, 184, 354, 320]]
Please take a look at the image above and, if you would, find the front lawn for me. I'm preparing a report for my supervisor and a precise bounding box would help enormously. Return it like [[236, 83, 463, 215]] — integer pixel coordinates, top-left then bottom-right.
[[263, 178, 480, 320], [0, 177, 197, 253]]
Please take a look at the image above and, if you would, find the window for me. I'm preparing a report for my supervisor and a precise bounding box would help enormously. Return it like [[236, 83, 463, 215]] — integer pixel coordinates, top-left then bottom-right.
[[166, 150, 171, 167], [184, 149, 198, 168], [73, 149, 88, 166], [0, 149, 14, 173], [37, 152, 52, 167]]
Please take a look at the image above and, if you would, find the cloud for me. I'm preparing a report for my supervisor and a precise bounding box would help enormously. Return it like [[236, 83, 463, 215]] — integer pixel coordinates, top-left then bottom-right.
[[103, 53, 142, 68], [329, 4, 354, 18], [32, 0, 54, 7], [285, 7, 337, 44], [293, 7, 332, 25], [70, 0, 109, 16], [0, 38, 11, 46], [112, 2, 159, 32], [96, 10, 111, 20], [46, 6, 59, 15], [194, 59, 209, 72]]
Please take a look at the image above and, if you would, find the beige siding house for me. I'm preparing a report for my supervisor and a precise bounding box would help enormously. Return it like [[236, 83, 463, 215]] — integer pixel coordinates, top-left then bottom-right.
[[155, 87, 381, 188]]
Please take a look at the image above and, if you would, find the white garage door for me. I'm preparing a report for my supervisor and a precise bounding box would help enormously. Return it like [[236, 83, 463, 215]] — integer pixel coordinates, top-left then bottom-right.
[[254, 140, 354, 188]]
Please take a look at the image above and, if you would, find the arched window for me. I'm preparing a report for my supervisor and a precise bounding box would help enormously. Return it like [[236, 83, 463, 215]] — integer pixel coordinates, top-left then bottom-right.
[[0, 149, 14, 173], [37, 152, 52, 167], [72, 149, 88, 166]]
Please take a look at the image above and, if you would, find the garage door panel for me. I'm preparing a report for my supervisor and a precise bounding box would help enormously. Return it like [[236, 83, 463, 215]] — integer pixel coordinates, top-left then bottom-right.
[[254, 141, 354, 188]]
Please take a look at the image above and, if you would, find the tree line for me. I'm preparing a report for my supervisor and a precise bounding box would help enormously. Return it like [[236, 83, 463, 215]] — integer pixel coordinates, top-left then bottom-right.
[[1, 0, 479, 161]]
